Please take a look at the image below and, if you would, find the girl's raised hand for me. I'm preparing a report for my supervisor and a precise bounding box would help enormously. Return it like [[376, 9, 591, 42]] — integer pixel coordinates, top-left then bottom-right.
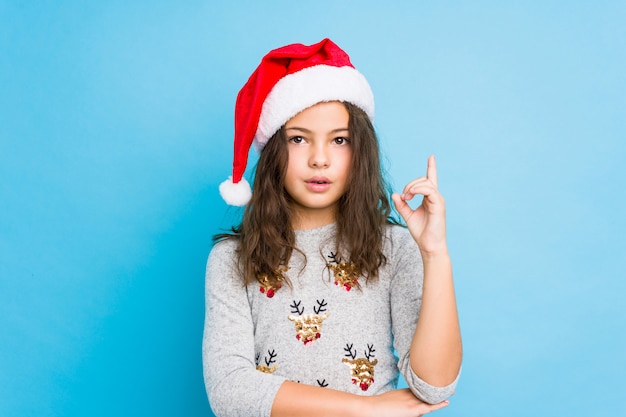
[[391, 155, 448, 257]]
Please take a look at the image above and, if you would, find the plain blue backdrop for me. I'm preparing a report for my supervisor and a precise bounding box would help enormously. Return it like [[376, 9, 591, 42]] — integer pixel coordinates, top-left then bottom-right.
[[1, 1, 624, 416]]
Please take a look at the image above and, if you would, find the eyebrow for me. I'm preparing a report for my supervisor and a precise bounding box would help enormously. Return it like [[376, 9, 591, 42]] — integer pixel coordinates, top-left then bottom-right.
[[285, 127, 349, 134]]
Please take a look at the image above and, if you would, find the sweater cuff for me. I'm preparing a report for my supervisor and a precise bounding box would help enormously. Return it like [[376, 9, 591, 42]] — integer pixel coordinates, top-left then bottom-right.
[[404, 366, 461, 404]]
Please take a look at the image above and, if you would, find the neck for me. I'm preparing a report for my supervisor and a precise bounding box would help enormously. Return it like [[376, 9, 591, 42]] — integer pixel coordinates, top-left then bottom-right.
[[291, 210, 336, 231]]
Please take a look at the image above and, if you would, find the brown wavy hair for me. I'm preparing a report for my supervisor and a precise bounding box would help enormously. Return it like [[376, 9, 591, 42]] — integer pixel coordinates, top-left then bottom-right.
[[214, 102, 397, 288]]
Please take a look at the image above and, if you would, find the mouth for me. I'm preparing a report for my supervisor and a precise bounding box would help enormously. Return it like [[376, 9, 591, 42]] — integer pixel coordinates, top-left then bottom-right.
[[304, 176, 332, 192], [305, 177, 331, 185]]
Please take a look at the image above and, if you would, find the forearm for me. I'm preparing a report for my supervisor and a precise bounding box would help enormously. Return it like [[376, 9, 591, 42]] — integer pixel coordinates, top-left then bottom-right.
[[271, 381, 364, 417], [410, 250, 462, 386]]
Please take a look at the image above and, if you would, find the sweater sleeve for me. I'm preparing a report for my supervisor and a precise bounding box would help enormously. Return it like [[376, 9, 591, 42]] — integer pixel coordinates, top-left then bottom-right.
[[388, 227, 460, 404], [202, 240, 287, 417]]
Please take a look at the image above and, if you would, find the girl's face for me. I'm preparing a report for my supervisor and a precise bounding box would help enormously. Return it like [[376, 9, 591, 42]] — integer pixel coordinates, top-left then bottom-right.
[[284, 101, 352, 229]]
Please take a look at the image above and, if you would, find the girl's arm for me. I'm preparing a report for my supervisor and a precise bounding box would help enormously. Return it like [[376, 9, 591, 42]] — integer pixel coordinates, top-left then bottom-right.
[[391, 155, 463, 387], [410, 250, 461, 386], [203, 242, 287, 417], [271, 381, 449, 417]]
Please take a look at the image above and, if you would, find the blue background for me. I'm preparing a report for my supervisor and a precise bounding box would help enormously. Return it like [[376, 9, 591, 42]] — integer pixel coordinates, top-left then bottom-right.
[[1, 1, 624, 416]]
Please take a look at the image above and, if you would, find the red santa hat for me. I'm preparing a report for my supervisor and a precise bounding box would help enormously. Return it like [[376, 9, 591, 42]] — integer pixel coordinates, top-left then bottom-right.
[[219, 38, 375, 206]]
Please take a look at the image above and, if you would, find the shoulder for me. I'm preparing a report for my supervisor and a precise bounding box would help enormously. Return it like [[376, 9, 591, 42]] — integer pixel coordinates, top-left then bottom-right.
[[383, 223, 415, 247], [209, 236, 239, 257], [207, 237, 240, 271], [383, 223, 422, 265]]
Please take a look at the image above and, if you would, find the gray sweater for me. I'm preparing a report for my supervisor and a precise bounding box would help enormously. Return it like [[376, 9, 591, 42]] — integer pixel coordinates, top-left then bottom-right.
[[203, 223, 458, 417]]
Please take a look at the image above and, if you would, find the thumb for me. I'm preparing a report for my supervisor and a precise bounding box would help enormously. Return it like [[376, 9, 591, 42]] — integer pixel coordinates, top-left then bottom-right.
[[391, 193, 413, 222]]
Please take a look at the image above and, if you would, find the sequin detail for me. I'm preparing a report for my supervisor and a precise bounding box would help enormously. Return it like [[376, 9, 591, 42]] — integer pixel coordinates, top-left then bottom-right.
[[327, 252, 361, 291], [258, 266, 288, 298], [288, 300, 329, 346], [343, 343, 378, 391]]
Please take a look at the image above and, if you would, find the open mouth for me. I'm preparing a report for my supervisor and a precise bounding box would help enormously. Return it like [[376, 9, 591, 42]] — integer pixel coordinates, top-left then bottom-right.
[[305, 177, 331, 192], [306, 177, 330, 184]]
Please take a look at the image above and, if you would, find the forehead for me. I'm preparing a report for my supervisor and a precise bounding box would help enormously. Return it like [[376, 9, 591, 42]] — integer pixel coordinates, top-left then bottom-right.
[[285, 101, 349, 130]]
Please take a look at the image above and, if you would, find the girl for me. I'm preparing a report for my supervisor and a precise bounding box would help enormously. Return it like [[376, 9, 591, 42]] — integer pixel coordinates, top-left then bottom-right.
[[203, 39, 462, 417]]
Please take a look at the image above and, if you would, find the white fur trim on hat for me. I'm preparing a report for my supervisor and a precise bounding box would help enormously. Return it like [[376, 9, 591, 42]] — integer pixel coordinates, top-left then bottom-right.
[[252, 65, 375, 152], [219, 176, 252, 206]]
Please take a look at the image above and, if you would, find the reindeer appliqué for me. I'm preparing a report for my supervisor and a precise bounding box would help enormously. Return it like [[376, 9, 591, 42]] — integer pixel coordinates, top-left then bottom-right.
[[342, 343, 378, 391], [288, 299, 329, 346], [255, 349, 278, 374], [327, 252, 361, 291], [258, 266, 289, 298]]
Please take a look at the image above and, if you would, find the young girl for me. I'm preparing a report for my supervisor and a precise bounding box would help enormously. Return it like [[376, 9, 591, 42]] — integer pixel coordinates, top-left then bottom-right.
[[203, 39, 462, 417]]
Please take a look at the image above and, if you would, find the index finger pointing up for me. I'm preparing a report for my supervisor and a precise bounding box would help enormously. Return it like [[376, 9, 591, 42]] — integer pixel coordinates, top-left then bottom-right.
[[427, 154, 438, 187]]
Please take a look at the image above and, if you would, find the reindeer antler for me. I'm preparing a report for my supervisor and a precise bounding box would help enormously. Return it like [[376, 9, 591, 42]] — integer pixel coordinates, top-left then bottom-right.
[[289, 300, 304, 315], [313, 299, 328, 314], [365, 344, 376, 361], [344, 343, 357, 359], [265, 349, 277, 366], [327, 251, 342, 264]]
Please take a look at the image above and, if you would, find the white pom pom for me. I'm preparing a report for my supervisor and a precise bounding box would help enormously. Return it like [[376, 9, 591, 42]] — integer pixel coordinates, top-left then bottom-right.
[[219, 177, 252, 206]]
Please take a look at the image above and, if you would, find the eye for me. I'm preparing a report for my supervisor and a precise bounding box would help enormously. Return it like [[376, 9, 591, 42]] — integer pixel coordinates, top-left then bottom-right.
[[288, 136, 305, 144], [333, 137, 350, 145]]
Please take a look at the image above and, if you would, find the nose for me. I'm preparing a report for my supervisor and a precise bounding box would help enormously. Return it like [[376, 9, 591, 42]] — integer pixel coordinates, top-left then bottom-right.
[[309, 143, 329, 168]]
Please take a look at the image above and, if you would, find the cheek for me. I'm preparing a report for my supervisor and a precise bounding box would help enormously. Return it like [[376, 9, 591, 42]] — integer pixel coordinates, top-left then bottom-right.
[[338, 150, 353, 175], [285, 155, 300, 181], [286, 147, 305, 169]]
